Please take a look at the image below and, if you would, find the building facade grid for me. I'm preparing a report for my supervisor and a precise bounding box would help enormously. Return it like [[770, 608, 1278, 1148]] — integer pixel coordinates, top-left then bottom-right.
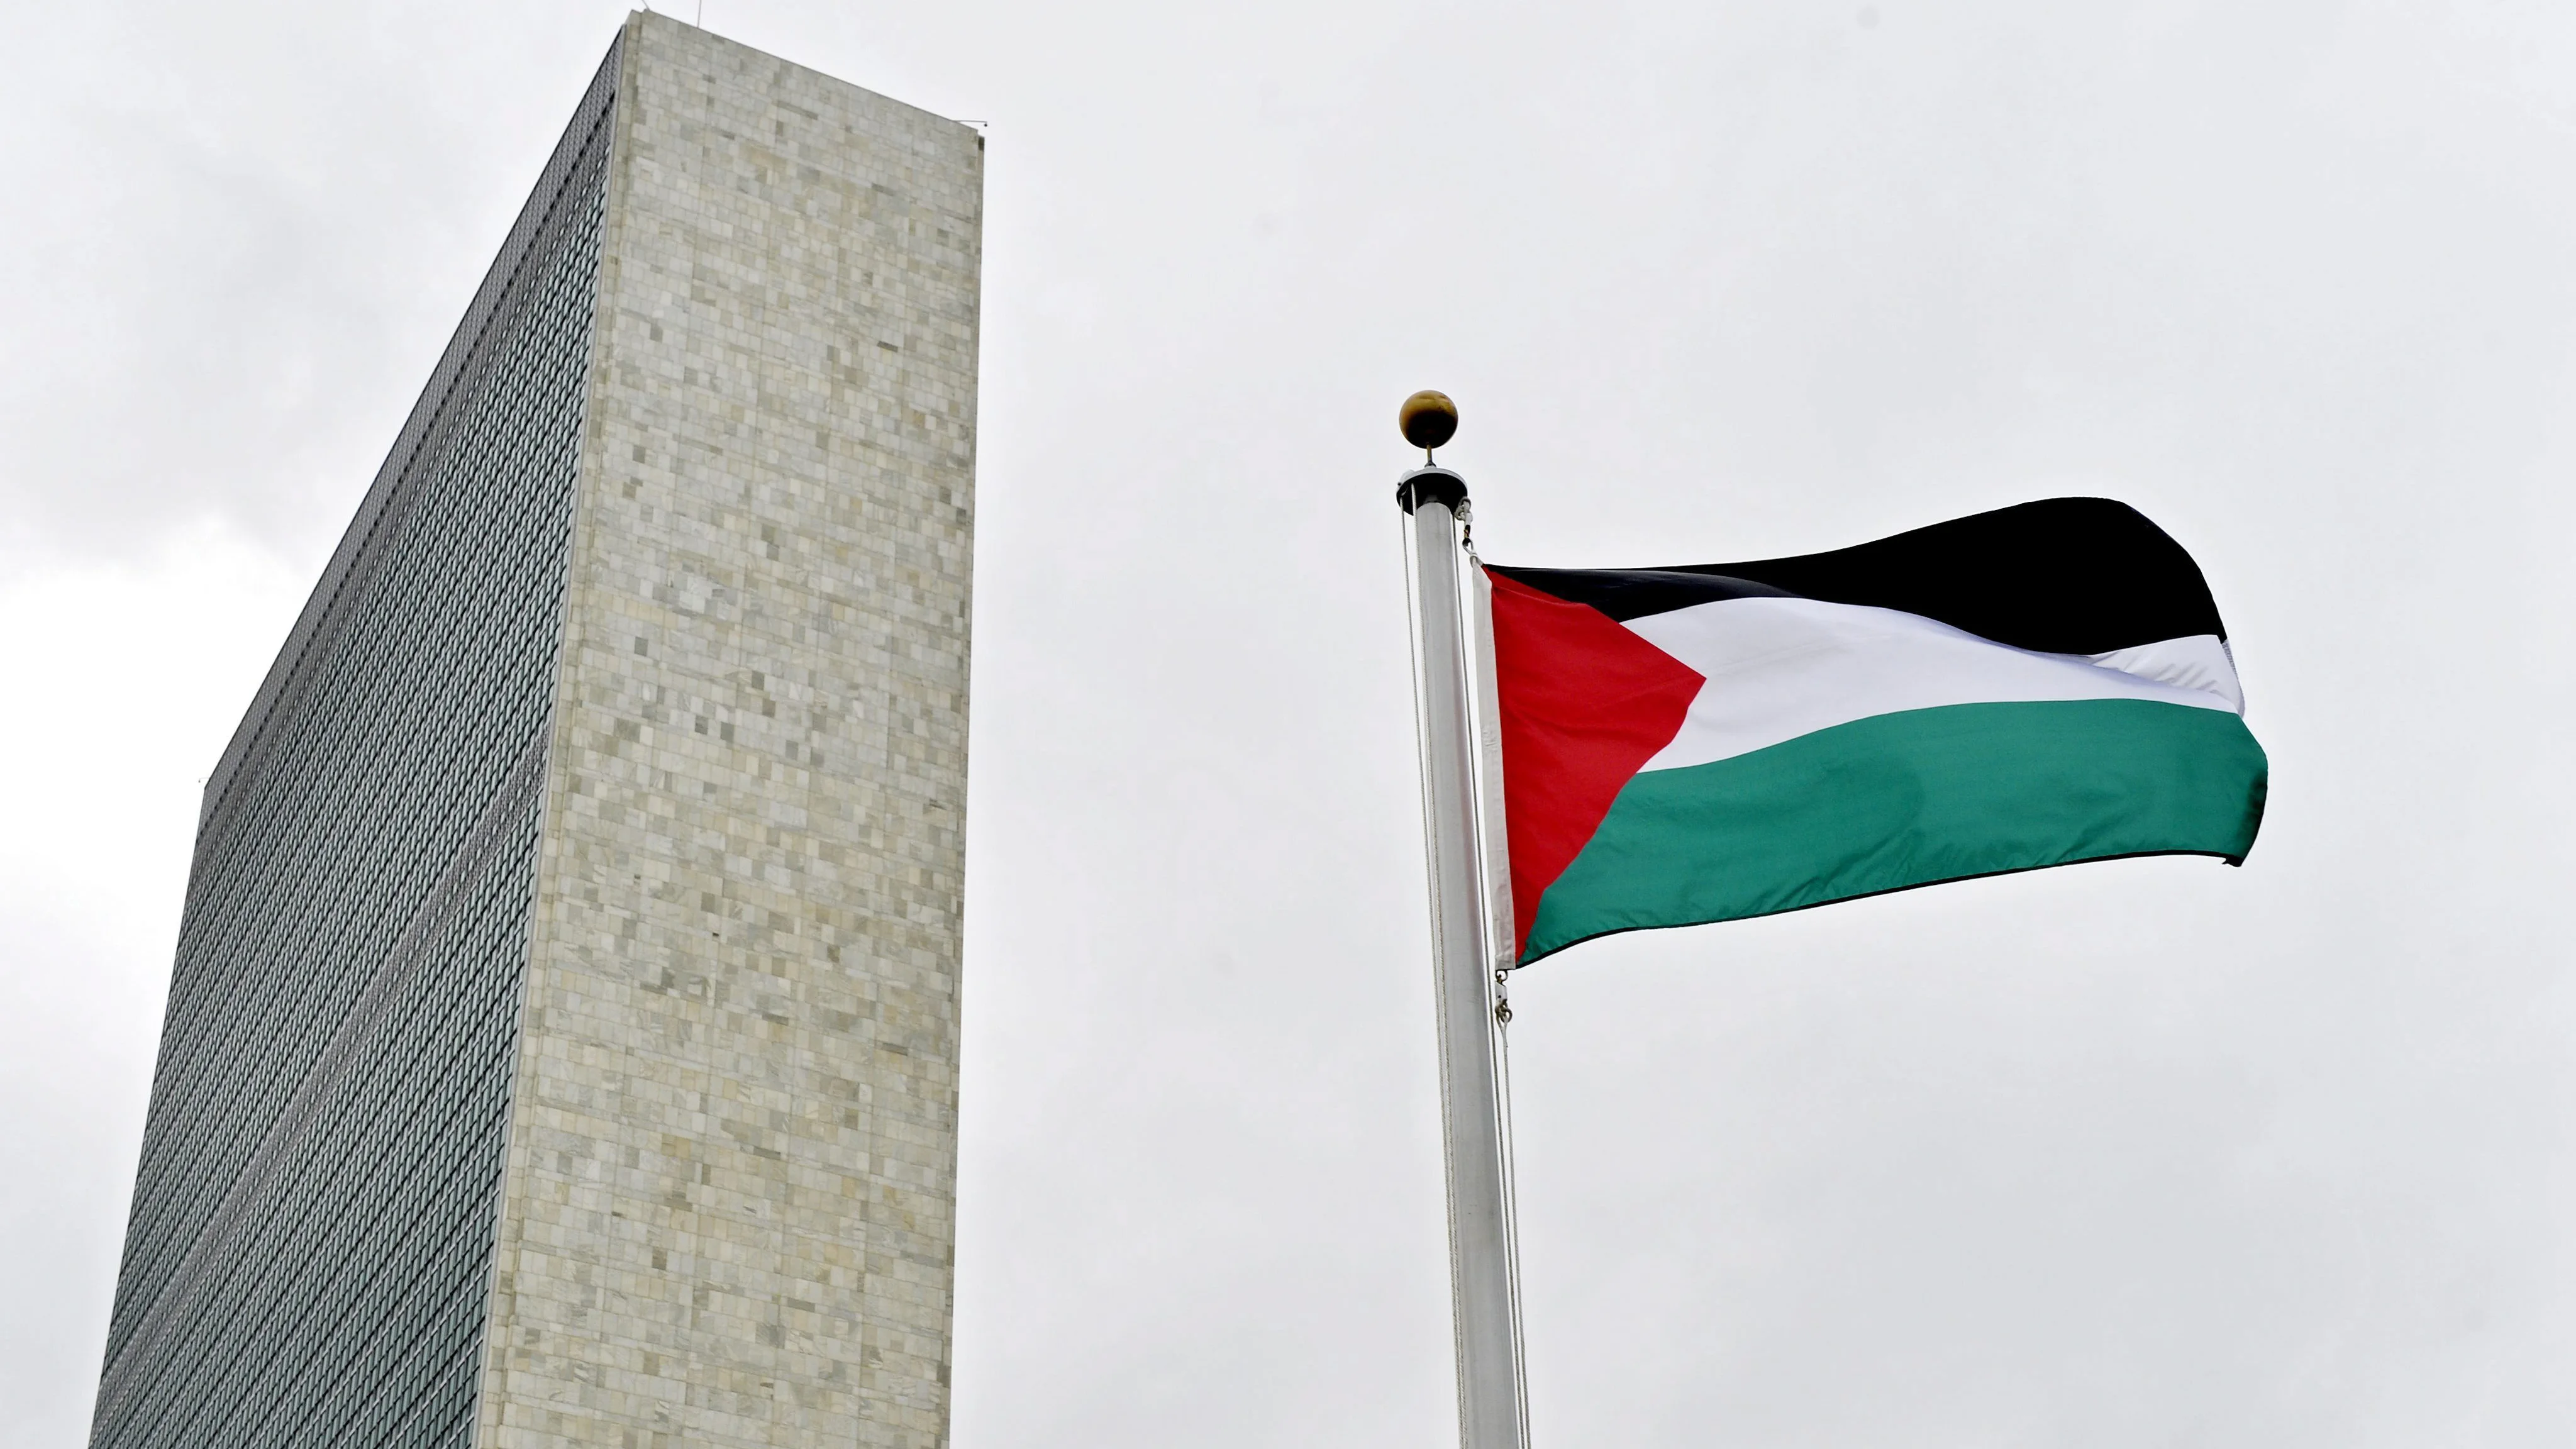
[[91, 42, 621, 1449]]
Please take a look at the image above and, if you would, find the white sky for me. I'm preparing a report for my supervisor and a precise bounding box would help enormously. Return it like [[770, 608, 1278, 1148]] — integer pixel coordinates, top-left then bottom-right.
[[5, 1, 2574, 1444]]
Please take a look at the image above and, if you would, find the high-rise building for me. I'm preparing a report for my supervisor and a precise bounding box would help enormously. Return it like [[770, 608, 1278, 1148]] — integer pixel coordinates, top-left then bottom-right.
[[89, 15, 980, 1448]]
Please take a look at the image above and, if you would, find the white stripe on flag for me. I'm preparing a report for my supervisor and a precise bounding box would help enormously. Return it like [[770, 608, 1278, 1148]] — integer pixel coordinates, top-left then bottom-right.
[[1623, 597, 2243, 775]]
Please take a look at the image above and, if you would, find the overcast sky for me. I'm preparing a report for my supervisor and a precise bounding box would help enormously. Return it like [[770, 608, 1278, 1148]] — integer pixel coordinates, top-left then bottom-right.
[[6, 0, 2575, 1444]]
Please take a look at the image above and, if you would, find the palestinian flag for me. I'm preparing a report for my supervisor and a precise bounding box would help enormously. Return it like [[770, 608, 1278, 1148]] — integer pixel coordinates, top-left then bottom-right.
[[1484, 498, 2267, 965]]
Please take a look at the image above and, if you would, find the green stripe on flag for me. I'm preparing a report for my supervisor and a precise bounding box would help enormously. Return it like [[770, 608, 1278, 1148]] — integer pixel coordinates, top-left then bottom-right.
[[1522, 697, 2268, 962]]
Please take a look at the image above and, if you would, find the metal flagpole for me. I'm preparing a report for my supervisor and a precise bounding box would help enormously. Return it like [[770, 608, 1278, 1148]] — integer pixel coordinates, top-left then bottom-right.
[[1396, 391, 1530, 1449]]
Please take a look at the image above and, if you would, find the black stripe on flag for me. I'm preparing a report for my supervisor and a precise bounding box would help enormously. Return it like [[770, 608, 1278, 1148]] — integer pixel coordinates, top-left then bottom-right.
[[1489, 497, 2228, 654]]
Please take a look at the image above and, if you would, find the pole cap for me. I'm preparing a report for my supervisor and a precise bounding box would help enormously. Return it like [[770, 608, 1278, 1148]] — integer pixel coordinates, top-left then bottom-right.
[[1400, 390, 1459, 452], [1396, 465, 1468, 515]]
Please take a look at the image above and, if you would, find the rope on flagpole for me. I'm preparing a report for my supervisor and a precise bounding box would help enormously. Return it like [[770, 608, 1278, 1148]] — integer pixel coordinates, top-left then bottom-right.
[[1458, 492, 1535, 1438], [1491, 964, 1533, 1436]]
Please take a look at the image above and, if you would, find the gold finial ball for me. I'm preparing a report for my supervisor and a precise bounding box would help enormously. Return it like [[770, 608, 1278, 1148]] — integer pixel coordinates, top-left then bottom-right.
[[1399, 390, 1459, 452]]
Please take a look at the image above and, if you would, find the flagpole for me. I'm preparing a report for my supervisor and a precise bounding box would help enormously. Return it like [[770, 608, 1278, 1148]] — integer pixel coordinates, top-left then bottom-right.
[[1397, 391, 1530, 1449]]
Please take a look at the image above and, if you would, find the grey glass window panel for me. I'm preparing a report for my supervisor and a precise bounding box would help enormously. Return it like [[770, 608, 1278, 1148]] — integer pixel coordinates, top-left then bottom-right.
[[106, 227, 589, 1355], [91, 36, 621, 1449], [111, 235, 596, 1321], [105, 817, 539, 1449]]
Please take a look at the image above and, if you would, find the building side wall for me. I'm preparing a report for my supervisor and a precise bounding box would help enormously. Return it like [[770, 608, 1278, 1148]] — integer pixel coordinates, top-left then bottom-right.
[[89, 43, 621, 1449], [477, 15, 980, 1449]]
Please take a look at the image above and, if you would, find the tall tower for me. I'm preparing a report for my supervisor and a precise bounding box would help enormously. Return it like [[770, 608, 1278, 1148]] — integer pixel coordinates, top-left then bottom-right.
[[89, 15, 980, 1448]]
